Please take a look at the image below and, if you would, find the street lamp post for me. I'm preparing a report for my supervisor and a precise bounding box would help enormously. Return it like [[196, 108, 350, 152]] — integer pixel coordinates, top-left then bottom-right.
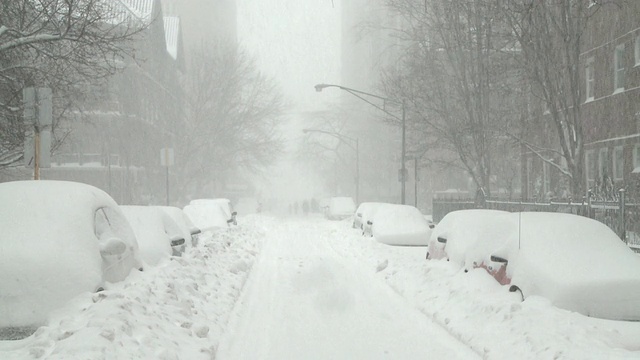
[[314, 83, 407, 204], [303, 128, 359, 205]]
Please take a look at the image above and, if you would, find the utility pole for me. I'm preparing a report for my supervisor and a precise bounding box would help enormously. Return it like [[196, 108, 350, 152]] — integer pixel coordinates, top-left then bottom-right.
[[401, 100, 407, 204]]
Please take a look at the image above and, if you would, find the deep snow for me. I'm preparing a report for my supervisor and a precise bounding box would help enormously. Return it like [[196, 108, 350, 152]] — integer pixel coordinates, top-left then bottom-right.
[[1, 214, 640, 359]]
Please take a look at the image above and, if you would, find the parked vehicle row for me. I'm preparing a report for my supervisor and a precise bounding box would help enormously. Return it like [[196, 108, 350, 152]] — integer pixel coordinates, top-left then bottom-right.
[[427, 209, 640, 321], [0, 180, 238, 340], [345, 198, 640, 321]]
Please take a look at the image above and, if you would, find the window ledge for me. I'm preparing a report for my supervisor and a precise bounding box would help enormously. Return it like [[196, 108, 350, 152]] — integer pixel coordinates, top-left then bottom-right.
[[585, 97, 595, 103], [613, 88, 625, 95]]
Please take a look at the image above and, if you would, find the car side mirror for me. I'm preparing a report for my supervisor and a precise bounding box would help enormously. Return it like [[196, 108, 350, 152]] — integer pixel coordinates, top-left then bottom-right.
[[232, 211, 238, 216], [170, 236, 185, 247], [437, 236, 447, 244], [490, 255, 508, 264], [100, 237, 127, 257], [429, 224, 435, 229]]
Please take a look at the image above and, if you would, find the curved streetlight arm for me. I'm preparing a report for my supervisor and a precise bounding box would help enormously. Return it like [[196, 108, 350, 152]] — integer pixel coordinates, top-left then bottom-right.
[[315, 83, 396, 103], [302, 128, 357, 151], [314, 83, 403, 121], [314, 82, 407, 205]]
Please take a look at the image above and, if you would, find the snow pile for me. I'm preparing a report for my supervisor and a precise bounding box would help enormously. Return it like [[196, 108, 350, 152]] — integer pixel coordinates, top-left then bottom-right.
[[325, 220, 640, 359], [371, 204, 432, 246], [0, 217, 270, 360]]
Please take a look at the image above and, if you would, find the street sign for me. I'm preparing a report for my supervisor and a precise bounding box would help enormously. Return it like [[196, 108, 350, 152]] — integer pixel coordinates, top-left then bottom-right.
[[160, 148, 174, 167], [23, 87, 52, 169]]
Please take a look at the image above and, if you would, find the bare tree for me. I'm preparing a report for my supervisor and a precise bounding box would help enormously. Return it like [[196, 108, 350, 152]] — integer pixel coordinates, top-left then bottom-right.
[[382, 0, 521, 194], [179, 41, 285, 194], [0, 0, 146, 168], [502, 0, 622, 197]]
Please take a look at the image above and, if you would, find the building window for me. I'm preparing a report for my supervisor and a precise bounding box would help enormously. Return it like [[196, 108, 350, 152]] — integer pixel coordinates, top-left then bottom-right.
[[633, 144, 640, 172], [598, 147, 609, 180], [586, 149, 596, 188], [585, 57, 595, 102], [526, 157, 533, 198], [635, 35, 640, 66], [543, 161, 550, 197], [614, 44, 625, 92], [613, 146, 624, 181]]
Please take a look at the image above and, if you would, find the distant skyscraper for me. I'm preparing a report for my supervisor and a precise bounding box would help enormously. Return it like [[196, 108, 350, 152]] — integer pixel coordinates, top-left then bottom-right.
[[341, 0, 398, 92], [161, 0, 237, 51]]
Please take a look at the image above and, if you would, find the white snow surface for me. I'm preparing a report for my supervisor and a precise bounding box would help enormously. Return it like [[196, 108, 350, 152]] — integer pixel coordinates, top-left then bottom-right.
[[183, 203, 229, 232], [0, 180, 138, 329], [371, 204, 432, 246], [120, 205, 173, 267], [1, 215, 640, 359]]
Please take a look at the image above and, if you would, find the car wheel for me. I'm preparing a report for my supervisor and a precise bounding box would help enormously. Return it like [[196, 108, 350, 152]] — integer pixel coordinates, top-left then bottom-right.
[[509, 285, 524, 301]]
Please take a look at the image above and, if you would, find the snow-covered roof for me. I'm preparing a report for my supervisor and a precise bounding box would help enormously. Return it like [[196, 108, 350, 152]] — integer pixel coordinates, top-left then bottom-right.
[[117, 0, 155, 20], [163, 16, 180, 60], [106, 0, 156, 24]]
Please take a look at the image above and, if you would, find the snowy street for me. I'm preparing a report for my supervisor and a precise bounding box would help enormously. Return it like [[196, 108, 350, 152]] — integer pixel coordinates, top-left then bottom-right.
[[2, 214, 640, 359], [217, 218, 478, 359]]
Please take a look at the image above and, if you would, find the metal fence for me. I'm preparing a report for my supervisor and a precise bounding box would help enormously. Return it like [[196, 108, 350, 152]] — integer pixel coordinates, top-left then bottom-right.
[[432, 189, 640, 252]]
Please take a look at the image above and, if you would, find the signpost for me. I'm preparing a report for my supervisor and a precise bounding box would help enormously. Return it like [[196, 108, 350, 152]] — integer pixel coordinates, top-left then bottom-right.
[[160, 147, 174, 205], [24, 87, 52, 180]]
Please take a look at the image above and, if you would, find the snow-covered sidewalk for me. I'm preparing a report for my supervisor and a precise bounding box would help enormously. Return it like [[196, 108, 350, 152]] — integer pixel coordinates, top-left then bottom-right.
[[216, 217, 478, 359]]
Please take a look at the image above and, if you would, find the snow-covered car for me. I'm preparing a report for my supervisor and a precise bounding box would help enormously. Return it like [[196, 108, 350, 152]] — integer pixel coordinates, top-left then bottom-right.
[[0, 180, 142, 338], [428, 210, 640, 320], [369, 204, 432, 246], [426, 209, 512, 262], [326, 196, 356, 220], [183, 202, 230, 233], [353, 202, 387, 230], [190, 198, 237, 225], [495, 212, 640, 321], [120, 206, 186, 265], [157, 206, 201, 246]]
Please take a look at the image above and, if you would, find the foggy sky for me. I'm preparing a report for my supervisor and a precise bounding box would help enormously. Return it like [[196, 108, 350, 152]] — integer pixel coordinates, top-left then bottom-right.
[[236, 0, 342, 113]]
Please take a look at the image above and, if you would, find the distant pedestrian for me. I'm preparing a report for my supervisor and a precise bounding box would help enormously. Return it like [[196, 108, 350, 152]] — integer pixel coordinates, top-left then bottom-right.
[[294, 202, 299, 214], [302, 200, 309, 215]]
